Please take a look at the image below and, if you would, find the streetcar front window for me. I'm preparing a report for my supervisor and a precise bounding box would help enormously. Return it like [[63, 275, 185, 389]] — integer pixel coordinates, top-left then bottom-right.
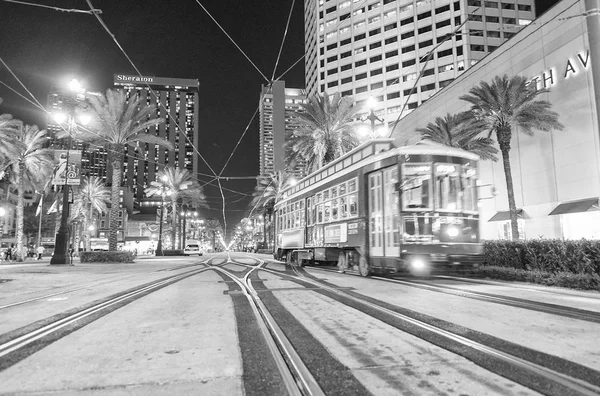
[[434, 163, 478, 212], [401, 164, 432, 210]]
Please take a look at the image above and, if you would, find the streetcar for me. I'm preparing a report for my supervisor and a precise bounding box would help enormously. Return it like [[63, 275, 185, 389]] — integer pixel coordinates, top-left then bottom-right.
[[273, 138, 483, 276]]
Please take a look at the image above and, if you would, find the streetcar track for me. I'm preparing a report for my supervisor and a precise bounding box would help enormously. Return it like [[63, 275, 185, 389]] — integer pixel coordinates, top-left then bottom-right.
[[210, 255, 325, 396], [0, 266, 211, 371], [304, 264, 600, 324], [372, 276, 600, 324], [1, 260, 207, 310], [235, 254, 600, 396]]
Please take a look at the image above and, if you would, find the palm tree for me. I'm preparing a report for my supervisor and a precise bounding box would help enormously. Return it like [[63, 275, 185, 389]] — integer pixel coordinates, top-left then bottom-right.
[[249, 170, 295, 249], [460, 75, 564, 239], [417, 112, 498, 161], [285, 92, 360, 174], [0, 102, 22, 178], [6, 125, 53, 261], [71, 176, 110, 252], [83, 89, 169, 250], [146, 166, 205, 249]]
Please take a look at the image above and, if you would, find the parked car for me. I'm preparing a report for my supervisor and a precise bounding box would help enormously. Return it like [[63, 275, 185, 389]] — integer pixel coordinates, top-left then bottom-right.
[[184, 240, 203, 256]]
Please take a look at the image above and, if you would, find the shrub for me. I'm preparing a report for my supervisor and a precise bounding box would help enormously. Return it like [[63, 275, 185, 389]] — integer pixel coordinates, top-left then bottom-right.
[[483, 239, 600, 276], [477, 266, 600, 291], [80, 251, 134, 263], [257, 249, 273, 254], [159, 249, 185, 256]]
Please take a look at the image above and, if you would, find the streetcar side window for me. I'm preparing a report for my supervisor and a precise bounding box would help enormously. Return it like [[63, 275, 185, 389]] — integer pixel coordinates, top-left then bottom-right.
[[348, 194, 358, 216], [462, 165, 478, 212], [332, 198, 339, 220], [401, 163, 432, 210]]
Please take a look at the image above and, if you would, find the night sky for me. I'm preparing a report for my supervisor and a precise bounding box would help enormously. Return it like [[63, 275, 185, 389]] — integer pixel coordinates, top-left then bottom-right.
[[0, 0, 559, 237]]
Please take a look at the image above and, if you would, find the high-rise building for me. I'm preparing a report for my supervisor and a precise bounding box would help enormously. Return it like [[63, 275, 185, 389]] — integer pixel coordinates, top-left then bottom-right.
[[113, 74, 200, 201], [304, 0, 535, 127], [47, 89, 108, 183], [258, 80, 307, 177]]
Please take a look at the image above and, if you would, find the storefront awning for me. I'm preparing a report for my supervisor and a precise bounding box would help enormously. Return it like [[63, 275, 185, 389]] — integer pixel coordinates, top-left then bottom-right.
[[488, 209, 523, 222], [549, 198, 599, 216]]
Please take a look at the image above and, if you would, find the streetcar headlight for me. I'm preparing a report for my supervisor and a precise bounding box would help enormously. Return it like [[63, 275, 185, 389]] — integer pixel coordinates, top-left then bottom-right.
[[446, 226, 459, 238], [411, 257, 426, 270]]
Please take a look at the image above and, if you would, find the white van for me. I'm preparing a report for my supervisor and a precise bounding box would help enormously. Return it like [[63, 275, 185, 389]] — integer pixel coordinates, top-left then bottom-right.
[[184, 240, 203, 256]]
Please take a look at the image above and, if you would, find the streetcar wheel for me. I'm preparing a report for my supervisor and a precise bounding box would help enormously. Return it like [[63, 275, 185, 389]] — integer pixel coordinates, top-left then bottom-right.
[[358, 255, 371, 277], [337, 252, 347, 273], [286, 251, 293, 266]]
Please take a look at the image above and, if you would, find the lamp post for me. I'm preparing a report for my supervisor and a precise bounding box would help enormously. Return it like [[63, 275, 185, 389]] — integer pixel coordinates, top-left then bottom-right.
[[155, 175, 171, 256], [50, 80, 89, 265], [0, 206, 5, 253], [360, 96, 385, 140]]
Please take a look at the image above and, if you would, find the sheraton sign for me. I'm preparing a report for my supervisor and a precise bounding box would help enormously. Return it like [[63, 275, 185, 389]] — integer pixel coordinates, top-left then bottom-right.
[[115, 74, 154, 83], [113, 74, 199, 88]]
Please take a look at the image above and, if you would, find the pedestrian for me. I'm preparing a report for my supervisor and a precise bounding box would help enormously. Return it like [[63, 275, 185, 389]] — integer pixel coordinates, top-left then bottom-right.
[[37, 245, 45, 260], [5, 244, 14, 262]]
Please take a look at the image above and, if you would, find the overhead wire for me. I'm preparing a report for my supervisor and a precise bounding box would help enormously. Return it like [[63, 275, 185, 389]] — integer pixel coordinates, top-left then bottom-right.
[[192, 0, 270, 83], [270, 0, 298, 82], [386, 6, 483, 138], [1, 0, 101, 14]]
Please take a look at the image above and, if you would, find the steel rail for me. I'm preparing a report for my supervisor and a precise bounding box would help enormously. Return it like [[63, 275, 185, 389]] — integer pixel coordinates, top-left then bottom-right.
[[282, 265, 600, 396], [301, 265, 600, 323], [1, 259, 209, 310], [0, 267, 211, 359], [371, 276, 600, 323], [232, 255, 600, 396], [211, 259, 325, 396]]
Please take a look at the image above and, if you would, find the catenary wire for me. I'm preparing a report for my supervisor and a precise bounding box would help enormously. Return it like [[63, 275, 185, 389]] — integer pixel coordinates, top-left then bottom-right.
[[192, 0, 270, 83], [270, 0, 298, 82], [1, 0, 101, 14]]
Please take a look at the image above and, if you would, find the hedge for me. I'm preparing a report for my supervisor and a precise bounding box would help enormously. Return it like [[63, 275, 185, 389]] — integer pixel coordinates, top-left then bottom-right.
[[477, 266, 600, 290], [157, 249, 185, 256], [483, 239, 600, 276], [482, 239, 600, 290], [257, 249, 272, 255], [80, 251, 134, 263]]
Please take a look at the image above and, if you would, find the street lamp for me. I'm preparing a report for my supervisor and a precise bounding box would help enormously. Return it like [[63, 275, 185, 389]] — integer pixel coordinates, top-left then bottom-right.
[[155, 177, 171, 256], [50, 79, 89, 265], [0, 206, 5, 252], [360, 96, 385, 140], [180, 210, 196, 248]]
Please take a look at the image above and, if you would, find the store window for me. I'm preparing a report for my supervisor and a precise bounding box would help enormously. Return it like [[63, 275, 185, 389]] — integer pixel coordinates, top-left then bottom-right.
[[561, 212, 600, 239]]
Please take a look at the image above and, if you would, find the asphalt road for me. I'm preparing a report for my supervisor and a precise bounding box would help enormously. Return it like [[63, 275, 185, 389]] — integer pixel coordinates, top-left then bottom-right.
[[0, 252, 598, 395]]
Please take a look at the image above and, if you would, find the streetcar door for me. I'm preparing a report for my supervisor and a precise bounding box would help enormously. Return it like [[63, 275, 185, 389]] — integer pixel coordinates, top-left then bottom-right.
[[383, 167, 400, 258], [368, 171, 384, 257]]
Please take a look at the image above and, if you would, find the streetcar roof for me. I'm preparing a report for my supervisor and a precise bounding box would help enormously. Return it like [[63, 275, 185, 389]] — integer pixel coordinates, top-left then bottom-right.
[[276, 139, 479, 207]]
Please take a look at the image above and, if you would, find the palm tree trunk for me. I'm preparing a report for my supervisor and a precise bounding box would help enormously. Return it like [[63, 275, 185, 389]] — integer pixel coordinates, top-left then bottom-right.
[[109, 159, 122, 251], [85, 203, 92, 252], [171, 197, 177, 250], [16, 162, 25, 262], [498, 136, 520, 240], [73, 221, 81, 257]]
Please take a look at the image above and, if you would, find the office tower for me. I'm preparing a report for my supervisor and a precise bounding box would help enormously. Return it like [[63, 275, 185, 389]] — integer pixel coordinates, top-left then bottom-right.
[[113, 74, 200, 201], [47, 89, 108, 182], [304, 0, 535, 126], [258, 80, 307, 177]]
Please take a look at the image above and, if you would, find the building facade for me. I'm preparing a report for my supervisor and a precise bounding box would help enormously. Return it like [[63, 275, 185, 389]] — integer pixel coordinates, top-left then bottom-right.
[[304, 0, 535, 128], [258, 80, 307, 177], [393, 0, 599, 240], [113, 74, 200, 202], [47, 89, 108, 182]]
